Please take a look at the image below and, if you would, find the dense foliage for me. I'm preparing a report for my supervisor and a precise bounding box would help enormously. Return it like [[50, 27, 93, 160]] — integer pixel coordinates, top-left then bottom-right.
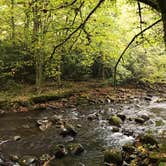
[[0, 0, 165, 90]]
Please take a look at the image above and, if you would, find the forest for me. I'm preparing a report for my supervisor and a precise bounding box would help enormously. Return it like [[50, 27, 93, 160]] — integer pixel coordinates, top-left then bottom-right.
[[0, 0, 166, 166]]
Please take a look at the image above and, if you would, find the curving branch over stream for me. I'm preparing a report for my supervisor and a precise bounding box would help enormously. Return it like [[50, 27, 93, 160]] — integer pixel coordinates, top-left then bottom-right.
[[113, 19, 162, 87]]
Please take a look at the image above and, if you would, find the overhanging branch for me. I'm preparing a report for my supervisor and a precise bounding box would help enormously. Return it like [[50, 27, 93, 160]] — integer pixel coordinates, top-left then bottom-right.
[[113, 19, 162, 87], [50, 0, 105, 59]]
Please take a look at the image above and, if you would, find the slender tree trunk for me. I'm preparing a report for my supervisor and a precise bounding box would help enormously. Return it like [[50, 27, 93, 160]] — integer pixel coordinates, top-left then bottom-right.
[[11, 0, 15, 46], [24, 3, 30, 49], [32, 0, 42, 91]]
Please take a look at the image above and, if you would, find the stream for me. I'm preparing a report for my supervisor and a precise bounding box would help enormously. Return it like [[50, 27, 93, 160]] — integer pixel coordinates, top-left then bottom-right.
[[0, 96, 165, 166]]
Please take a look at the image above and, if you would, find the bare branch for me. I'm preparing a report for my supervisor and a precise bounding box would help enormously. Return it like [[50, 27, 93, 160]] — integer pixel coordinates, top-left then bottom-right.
[[113, 19, 162, 87]]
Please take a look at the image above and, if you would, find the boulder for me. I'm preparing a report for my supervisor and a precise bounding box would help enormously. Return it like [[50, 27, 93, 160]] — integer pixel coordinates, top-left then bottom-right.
[[109, 115, 122, 127], [140, 135, 158, 146], [104, 148, 123, 165]]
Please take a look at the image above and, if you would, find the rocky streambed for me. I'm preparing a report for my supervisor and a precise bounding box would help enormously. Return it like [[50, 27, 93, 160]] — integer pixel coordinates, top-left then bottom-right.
[[0, 95, 165, 166]]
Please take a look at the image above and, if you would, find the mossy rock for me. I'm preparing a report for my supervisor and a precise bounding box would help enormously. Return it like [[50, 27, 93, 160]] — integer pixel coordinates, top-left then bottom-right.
[[155, 120, 165, 126], [159, 162, 166, 166], [109, 115, 122, 127], [104, 148, 123, 165], [140, 135, 158, 146], [31, 91, 74, 103], [149, 152, 166, 162]]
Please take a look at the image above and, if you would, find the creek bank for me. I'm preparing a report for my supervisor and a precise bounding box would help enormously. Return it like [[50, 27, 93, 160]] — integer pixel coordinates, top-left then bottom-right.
[[0, 82, 165, 165], [1, 81, 165, 113]]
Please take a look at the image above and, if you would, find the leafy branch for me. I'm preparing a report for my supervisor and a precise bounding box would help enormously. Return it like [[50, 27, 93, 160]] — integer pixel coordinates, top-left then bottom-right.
[[113, 18, 162, 87], [50, 0, 105, 59]]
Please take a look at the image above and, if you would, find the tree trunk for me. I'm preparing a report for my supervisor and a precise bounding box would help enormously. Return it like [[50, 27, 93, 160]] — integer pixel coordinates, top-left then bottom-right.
[[158, 0, 166, 47], [32, 0, 42, 91], [11, 0, 15, 46]]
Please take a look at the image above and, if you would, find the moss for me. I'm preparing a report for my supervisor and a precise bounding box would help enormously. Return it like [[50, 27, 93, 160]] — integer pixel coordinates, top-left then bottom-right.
[[109, 115, 122, 127], [104, 148, 123, 165], [155, 120, 165, 126], [31, 90, 74, 103]]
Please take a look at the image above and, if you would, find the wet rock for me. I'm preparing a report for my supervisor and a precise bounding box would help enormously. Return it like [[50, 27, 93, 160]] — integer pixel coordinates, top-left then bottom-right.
[[10, 155, 19, 162], [77, 124, 82, 128], [78, 162, 85, 166], [128, 154, 137, 161], [109, 115, 122, 127], [14, 136, 21, 141], [87, 113, 99, 121], [135, 117, 145, 124], [39, 154, 52, 161], [13, 163, 21, 166], [60, 123, 77, 137], [22, 124, 30, 129], [19, 155, 38, 166], [0, 109, 5, 116], [37, 118, 53, 131], [50, 115, 62, 124], [104, 148, 123, 165], [122, 161, 130, 166], [140, 114, 150, 121], [122, 129, 133, 136], [144, 96, 152, 101], [112, 127, 119, 132], [140, 135, 158, 146], [117, 114, 126, 121], [68, 143, 85, 155], [52, 144, 68, 158], [64, 136, 74, 143]]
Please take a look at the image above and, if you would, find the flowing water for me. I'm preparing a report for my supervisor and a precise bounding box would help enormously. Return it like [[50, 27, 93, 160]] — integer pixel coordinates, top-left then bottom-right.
[[0, 97, 165, 166]]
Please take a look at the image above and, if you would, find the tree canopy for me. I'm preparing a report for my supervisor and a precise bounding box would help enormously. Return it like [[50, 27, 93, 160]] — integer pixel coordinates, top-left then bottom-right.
[[0, 0, 165, 91]]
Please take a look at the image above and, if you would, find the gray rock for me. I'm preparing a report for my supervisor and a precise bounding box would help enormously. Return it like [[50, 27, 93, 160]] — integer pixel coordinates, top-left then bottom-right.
[[60, 123, 77, 137], [14, 136, 21, 141], [135, 117, 145, 124], [112, 127, 119, 132], [19, 155, 37, 166], [0, 109, 5, 116]]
